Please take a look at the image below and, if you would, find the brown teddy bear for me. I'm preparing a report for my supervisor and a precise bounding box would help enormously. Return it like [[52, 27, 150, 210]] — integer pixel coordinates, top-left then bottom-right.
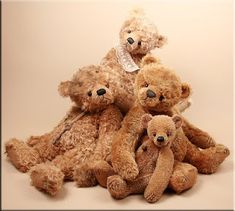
[[111, 55, 230, 181], [5, 65, 123, 195], [107, 114, 197, 203], [100, 9, 189, 114]]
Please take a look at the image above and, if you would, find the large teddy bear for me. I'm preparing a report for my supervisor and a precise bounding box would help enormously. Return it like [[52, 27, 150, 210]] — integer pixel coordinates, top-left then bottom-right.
[[107, 114, 197, 203], [100, 9, 189, 114], [111, 55, 230, 182], [5, 65, 123, 195]]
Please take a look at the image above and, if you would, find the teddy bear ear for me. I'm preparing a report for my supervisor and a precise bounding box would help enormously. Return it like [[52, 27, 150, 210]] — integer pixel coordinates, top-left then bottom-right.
[[141, 55, 160, 66], [181, 83, 191, 99], [155, 34, 167, 48], [58, 81, 72, 97], [141, 114, 153, 129], [129, 7, 145, 18], [172, 115, 182, 129]]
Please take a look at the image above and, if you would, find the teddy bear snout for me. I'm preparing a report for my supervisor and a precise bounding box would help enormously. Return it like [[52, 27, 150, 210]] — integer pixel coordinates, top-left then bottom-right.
[[96, 88, 106, 96], [127, 37, 135, 45], [146, 89, 156, 98], [157, 136, 164, 142]]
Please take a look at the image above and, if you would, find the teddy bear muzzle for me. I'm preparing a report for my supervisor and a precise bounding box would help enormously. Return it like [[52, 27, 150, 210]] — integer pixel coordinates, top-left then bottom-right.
[[154, 136, 169, 147]]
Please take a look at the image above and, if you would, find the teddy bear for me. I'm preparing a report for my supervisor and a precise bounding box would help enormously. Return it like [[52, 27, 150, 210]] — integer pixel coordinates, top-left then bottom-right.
[[100, 9, 190, 114], [107, 114, 198, 203], [5, 65, 123, 195], [111, 55, 230, 182]]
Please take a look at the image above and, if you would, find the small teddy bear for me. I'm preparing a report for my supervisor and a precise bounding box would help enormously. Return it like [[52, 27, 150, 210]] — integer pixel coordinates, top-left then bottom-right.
[[107, 114, 197, 203], [5, 65, 123, 195], [111, 55, 230, 182], [100, 9, 190, 114]]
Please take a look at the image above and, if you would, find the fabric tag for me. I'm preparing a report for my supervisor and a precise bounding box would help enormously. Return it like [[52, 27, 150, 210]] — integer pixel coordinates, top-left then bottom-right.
[[115, 45, 139, 72]]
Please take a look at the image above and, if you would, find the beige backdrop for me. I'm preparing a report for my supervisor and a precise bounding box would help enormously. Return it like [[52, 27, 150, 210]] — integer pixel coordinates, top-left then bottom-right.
[[2, 0, 233, 210]]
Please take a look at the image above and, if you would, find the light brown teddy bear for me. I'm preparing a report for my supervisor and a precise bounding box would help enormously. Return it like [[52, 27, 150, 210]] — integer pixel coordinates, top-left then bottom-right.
[[111, 55, 230, 181], [5, 65, 123, 195], [100, 9, 188, 113], [107, 114, 197, 203]]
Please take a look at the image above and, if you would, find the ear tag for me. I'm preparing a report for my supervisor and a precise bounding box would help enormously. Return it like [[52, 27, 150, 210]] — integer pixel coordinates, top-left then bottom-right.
[[115, 45, 139, 73]]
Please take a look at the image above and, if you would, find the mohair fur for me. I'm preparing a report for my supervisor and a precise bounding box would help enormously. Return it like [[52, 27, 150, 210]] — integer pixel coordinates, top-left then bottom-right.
[[107, 114, 197, 203], [111, 55, 230, 181], [5, 65, 123, 195], [100, 9, 189, 113]]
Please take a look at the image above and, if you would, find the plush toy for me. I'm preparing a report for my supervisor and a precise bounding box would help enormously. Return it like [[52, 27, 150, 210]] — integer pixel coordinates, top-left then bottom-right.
[[111, 55, 230, 181], [107, 114, 197, 203], [5, 65, 123, 195], [100, 9, 189, 114]]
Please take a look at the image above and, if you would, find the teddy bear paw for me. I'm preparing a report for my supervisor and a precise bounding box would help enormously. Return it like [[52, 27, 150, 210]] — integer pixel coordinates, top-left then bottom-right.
[[199, 144, 230, 174], [30, 163, 64, 196], [144, 191, 159, 203], [107, 175, 128, 199], [5, 138, 40, 172], [74, 164, 97, 187]]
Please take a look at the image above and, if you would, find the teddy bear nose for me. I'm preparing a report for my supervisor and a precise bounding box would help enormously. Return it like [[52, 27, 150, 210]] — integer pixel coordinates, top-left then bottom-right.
[[157, 136, 165, 142], [127, 37, 135, 45], [97, 88, 106, 96], [146, 89, 156, 98]]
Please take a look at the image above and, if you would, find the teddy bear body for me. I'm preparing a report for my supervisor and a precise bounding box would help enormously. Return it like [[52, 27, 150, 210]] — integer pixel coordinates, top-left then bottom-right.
[[5, 65, 123, 195], [111, 55, 230, 182], [107, 115, 198, 203]]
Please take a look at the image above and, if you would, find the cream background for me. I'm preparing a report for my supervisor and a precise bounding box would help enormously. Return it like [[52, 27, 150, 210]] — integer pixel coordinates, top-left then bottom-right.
[[2, 0, 233, 210]]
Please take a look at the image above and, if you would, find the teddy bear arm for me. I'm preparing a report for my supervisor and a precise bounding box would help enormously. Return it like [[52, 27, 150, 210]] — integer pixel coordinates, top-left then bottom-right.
[[144, 147, 174, 203], [93, 105, 123, 161], [111, 105, 146, 180], [181, 116, 216, 149]]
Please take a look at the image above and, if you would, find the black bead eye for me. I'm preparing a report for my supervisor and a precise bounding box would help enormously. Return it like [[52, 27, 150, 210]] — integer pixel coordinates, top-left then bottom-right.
[[87, 91, 92, 97], [144, 82, 149, 87], [127, 30, 131, 33], [138, 41, 141, 46], [167, 131, 172, 137]]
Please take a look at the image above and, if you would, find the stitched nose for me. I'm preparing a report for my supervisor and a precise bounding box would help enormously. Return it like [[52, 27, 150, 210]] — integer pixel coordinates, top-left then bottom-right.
[[127, 37, 134, 44], [157, 136, 164, 142], [97, 88, 106, 96], [146, 89, 156, 98]]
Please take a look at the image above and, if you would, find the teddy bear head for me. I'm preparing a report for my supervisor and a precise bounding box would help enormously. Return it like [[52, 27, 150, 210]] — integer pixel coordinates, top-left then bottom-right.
[[58, 65, 114, 113], [141, 114, 182, 147], [119, 9, 166, 55], [135, 55, 191, 112]]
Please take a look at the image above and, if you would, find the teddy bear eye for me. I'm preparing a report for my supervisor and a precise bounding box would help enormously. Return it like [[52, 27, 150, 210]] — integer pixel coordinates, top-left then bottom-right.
[[144, 82, 149, 87], [127, 30, 131, 33], [87, 91, 92, 97], [167, 131, 172, 137]]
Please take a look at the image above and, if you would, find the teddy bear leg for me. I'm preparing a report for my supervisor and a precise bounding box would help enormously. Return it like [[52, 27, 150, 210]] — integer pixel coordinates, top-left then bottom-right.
[[5, 138, 41, 172], [107, 175, 130, 199], [168, 161, 198, 193], [30, 163, 64, 196], [185, 141, 230, 174], [107, 174, 151, 199], [182, 118, 216, 149], [93, 160, 115, 188], [74, 162, 98, 187]]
